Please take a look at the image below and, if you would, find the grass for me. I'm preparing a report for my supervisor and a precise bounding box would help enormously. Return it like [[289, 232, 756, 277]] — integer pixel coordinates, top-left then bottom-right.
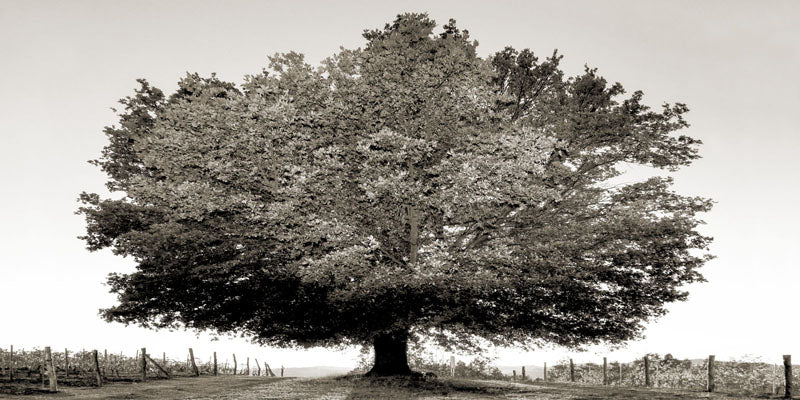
[[0, 376, 278, 399], [0, 375, 791, 399]]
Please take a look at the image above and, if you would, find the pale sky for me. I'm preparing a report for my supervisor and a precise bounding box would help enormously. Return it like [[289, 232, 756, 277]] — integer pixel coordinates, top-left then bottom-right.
[[1, 0, 799, 369]]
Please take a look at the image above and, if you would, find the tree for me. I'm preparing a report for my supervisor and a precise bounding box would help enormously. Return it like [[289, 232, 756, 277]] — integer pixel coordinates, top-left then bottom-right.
[[79, 13, 712, 376]]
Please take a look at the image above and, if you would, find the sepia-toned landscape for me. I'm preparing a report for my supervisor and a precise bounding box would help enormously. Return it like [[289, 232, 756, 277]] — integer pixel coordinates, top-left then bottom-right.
[[2, 1, 799, 398]]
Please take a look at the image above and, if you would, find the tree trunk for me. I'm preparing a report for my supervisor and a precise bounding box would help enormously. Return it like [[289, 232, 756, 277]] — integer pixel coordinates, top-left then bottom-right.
[[365, 330, 412, 376]]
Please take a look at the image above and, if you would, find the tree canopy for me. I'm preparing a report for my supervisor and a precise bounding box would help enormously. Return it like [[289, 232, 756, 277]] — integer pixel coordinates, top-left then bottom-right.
[[79, 13, 712, 375]]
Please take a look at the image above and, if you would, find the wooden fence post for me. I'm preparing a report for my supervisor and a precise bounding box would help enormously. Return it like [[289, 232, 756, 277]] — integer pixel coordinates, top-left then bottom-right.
[[103, 349, 107, 377], [707, 355, 715, 392], [281, 365, 284, 377], [569, 359, 575, 382], [92, 350, 102, 387], [233, 354, 237, 375], [512, 370, 516, 381], [64, 348, 69, 379], [44, 347, 57, 392], [784, 355, 792, 399], [603, 357, 607, 385], [189, 348, 199, 376], [140, 348, 147, 381], [522, 366, 526, 380], [246, 357, 250, 376], [144, 354, 171, 378], [213, 352, 218, 376], [265, 362, 275, 377], [644, 355, 650, 387], [9, 345, 13, 382], [619, 362, 622, 385], [543, 362, 547, 381], [162, 352, 166, 365], [255, 358, 261, 376]]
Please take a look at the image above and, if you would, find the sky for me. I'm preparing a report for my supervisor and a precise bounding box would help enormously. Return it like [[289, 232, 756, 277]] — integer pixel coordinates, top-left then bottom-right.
[[1, 0, 799, 369]]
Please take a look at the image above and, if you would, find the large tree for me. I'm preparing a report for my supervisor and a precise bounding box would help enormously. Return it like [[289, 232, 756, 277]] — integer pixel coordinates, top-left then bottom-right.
[[79, 14, 712, 376]]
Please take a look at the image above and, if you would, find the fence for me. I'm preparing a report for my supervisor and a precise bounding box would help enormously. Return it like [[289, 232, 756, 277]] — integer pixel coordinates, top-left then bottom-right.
[[9, 345, 796, 398], [502, 353, 796, 398], [0, 345, 281, 393]]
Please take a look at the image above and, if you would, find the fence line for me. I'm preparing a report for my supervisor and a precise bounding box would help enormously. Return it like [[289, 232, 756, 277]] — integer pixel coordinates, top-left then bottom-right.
[[529, 353, 796, 398], [8, 345, 797, 398], [1, 345, 281, 393]]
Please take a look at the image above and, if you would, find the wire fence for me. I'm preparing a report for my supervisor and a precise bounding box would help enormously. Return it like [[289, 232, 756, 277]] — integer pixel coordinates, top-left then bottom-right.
[[537, 353, 794, 396], [0, 345, 281, 394]]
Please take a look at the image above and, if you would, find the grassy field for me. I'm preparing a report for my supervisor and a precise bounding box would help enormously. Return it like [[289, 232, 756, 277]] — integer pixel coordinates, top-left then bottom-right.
[[0, 375, 788, 399]]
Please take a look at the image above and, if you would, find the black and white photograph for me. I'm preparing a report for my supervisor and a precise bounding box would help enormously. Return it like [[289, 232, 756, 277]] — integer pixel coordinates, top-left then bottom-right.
[[1, 0, 798, 398]]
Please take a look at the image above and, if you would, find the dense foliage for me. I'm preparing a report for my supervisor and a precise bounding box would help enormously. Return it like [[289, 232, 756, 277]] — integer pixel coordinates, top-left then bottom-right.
[[78, 13, 712, 370]]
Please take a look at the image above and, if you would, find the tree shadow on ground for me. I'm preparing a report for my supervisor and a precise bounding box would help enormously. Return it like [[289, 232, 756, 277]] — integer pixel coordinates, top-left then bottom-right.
[[329, 376, 760, 400], [336, 376, 537, 399]]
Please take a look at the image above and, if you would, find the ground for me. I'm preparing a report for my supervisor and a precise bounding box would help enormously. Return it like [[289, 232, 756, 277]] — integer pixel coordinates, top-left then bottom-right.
[[0, 376, 785, 399]]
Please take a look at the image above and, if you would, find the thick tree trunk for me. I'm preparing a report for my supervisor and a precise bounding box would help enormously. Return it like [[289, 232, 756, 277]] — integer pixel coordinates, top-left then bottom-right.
[[365, 330, 412, 376], [408, 205, 419, 264]]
